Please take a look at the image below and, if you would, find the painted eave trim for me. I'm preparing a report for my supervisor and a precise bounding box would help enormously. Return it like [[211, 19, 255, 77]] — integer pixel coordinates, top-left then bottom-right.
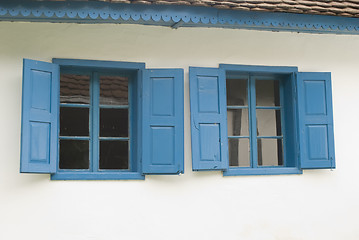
[[1, 1, 359, 35]]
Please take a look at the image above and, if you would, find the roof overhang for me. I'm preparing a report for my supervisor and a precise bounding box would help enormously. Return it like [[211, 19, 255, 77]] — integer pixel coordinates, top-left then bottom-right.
[[1, 1, 359, 35]]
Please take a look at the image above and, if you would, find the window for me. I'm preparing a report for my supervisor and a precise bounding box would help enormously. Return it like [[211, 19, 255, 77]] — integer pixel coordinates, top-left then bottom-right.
[[189, 65, 335, 175], [20, 59, 184, 180], [58, 70, 136, 178], [225, 72, 298, 175]]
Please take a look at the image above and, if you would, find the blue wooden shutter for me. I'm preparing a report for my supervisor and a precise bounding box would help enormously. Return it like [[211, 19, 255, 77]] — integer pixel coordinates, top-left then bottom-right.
[[142, 69, 184, 174], [20, 59, 59, 173], [297, 72, 335, 169], [189, 67, 228, 171]]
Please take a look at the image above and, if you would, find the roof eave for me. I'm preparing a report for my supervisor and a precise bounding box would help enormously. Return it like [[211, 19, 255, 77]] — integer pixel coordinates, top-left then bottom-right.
[[1, 1, 358, 35]]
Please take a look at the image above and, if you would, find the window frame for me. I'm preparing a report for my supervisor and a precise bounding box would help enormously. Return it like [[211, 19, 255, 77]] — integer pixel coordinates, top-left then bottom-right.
[[51, 59, 146, 180], [220, 64, 302, 176]]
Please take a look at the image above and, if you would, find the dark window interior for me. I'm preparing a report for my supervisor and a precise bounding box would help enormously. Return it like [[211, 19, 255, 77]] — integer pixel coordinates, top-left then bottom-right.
[[59, 71, 131, 172]]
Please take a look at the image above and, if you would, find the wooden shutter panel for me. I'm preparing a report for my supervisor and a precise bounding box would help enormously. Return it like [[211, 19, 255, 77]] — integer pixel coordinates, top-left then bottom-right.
[[297, 72, 335, 169], [189, 67, 228, 171], [142, 69, 184, 174], [20, 59, 59, 173]]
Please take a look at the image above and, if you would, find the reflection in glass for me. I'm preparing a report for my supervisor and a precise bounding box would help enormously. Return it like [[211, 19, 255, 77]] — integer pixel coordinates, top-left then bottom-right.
[[256, 80, 280, 106], [60, 74, 90, 104], [257, 139, 283, 166], [60, 107, 89, 137], [226, 79, 248, 106], [256, 109, 282, 136], [100, 141, 129, 169], [100, 108, 128, 137], [100, 76, 128, 105], [227, 109, 249, 136], [228, 138, 250, 167], [59, 140, 89, 169]]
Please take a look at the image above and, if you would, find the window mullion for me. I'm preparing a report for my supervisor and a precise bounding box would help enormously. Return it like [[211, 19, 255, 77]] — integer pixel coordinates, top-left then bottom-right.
[[249, 75, 258, 168], [128, 74, 134, 171], [279, 79, 286, 166], [91, 72, 100, 172]]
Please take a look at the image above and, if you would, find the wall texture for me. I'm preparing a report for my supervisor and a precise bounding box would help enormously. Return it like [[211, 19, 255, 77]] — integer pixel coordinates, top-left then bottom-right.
[[0, 22, 358, 240]]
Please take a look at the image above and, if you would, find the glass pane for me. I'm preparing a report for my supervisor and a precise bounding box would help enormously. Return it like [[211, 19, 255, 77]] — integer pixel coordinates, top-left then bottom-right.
[[59, 140, 89, 169], [100, 108, 128, 137], [227, 109, 249, 136], [100, 141, 129, 170], [226, 79, 248, 106], [256, 109, 282, 136], [60, 74, 90, 104], [256, 80, 280, 106], [100, 76, 128, 105], [60, 107, 89, 136], [257, 139, 283, 166], [228, 138, 250, 167]]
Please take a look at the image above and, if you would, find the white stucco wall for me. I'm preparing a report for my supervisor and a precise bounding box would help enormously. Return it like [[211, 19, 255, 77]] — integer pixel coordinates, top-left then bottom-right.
[[0, 22, 358, 240]]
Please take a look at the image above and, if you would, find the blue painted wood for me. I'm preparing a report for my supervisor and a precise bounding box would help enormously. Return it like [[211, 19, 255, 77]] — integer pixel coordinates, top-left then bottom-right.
[[142, 69, 184, 174], [282, 73, 298, 168], [0, 1, 359, 35], [99, 137, 129, 140], [220, 64, 298, 74], [49, 59, 145, 180], [228, 136, 249, 139], [249, 76, 257, 168], [223, 167, 302, 176], [91, 71, 99, 172], [297, 72, 335, 169], [151, 77, 174, 116], [151, 127, 175, 165], [60, 103, 90, 108], [198, 76, 220, 113], [21, 59, 59, 173], [51, 171, 145, 180], [127, 72, 135, 172], [52, 58, 145, 70], [256, 106, 281, 110], [99, 105, 129, 109], [134, 69, 143, 174], [279, 78, 287, 167], [222, 65, 301, 176], [59, 136, 90, 140], [190, 67, 228, 171], [257, 136, 283, 139], [199, 124, 220, 164]]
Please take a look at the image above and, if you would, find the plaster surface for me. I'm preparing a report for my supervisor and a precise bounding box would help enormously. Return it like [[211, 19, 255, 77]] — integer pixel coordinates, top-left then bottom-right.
[[0, 22, 358, 240]]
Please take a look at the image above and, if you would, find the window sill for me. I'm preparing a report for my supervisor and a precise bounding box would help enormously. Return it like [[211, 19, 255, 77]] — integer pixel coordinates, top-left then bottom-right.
[[51, 172, 145, 180], [223, 167, 302, 176]]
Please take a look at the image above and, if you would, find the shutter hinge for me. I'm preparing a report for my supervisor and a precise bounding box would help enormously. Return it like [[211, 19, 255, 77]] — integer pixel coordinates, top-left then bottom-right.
[[297, 143, 301, 168], [177, 164, 182, 176], [192, 116, 199, 130]]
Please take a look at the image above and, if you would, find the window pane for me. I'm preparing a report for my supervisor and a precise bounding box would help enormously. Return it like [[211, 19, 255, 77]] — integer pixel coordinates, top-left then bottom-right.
[[228, 138, 250, 167], [60, 107, 89, 137], [60, 74, 90, 104], [256, 109, 282, 136], [100, 76, 128, 105], [256, 80, 280, 106], [100, 141, 129, 170], [59, 140, 89, 169], [257, 139, 283, 166], [227, 109, 249, 136], [100, 108, 128, 137], [226, 79, 248, 106]]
